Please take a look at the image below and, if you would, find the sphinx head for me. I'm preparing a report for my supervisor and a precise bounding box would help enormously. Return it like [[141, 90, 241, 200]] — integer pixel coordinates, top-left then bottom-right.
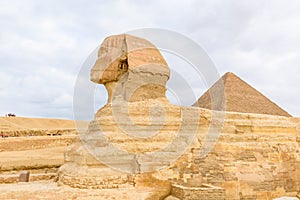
[[91, 34, 170, 103]]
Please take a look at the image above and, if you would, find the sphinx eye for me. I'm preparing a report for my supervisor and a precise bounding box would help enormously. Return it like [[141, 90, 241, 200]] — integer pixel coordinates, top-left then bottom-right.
[[118, 61, 128, 71]]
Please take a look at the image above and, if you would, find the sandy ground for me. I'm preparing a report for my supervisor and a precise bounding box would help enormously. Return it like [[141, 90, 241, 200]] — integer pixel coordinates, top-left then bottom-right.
[[0, 146, 66, 172], [0, 115, 151, 200], [0, 117, 79, 184], [0, 117, 86, 172], [0, 117, 78, 131], [0, 180, 156, 200]]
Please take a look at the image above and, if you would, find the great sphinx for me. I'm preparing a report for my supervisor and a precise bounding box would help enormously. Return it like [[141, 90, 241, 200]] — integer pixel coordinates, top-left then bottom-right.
[[58, 34, 300, 200], [58, 34, 203, 190]]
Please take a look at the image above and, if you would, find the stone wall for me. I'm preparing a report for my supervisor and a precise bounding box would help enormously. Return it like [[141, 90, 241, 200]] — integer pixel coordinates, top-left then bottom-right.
[[166, 111, 300, 200], [0, 135, 76, 151], [0, 173, 56, 184], [59, 173, 134, 189], [171, 184, 226, 200], [0, 128, 76, 137]]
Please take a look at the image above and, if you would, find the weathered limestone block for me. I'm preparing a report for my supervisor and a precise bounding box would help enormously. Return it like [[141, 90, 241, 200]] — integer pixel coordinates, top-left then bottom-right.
[[171, 184, 226, 200], [167, 111, 300, 200], [19, 171, 30, 182]]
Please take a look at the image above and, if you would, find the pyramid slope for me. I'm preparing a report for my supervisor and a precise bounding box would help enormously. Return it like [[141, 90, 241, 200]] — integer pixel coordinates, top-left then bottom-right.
[[193, 72, 291, 117]]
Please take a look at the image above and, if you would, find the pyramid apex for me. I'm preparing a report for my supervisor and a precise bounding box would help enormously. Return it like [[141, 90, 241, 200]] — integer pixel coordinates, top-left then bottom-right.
[[223, 71, 235, 76], [222, 71, 238, 79]]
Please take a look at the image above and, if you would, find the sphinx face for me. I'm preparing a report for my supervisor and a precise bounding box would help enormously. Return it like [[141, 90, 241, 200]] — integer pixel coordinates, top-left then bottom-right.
[[90, 34, 128, 84], [90, 34, 170, 102]]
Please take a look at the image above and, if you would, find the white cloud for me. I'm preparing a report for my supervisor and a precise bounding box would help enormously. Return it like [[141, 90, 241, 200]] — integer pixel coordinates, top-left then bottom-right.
[[0, 0, 299, 118]]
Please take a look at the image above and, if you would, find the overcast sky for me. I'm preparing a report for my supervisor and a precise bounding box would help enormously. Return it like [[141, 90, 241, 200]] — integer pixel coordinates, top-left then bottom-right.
[[0, 0, 299, 119]]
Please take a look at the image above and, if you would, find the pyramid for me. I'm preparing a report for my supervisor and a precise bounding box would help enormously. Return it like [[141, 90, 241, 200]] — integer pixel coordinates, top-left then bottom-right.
[[193, 72, 291, 117]]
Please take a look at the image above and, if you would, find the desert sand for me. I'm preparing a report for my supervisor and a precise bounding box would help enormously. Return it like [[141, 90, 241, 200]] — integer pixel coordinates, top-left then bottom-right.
[[0, 117, 88, 195]]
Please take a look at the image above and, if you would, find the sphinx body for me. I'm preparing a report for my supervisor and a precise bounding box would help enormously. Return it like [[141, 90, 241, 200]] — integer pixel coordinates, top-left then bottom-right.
[[58, 34, 300, 200], [58, 34, 201, 192]]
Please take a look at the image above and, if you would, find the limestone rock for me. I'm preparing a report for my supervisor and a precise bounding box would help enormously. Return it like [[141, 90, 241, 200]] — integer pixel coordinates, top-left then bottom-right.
[[164, 196, 180, 200], [19, 171, 30, 182], [59, 34, 182, 192], [91, 34, 170, 102], [58, 34, 300, 200]]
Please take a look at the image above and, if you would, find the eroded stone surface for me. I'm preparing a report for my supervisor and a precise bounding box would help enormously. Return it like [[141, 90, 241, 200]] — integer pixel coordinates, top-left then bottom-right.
[[58, 34, 300, 200], [91, 34, 170, 103], [162, 112, 300, 200], [19, 171, 30, 182]]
